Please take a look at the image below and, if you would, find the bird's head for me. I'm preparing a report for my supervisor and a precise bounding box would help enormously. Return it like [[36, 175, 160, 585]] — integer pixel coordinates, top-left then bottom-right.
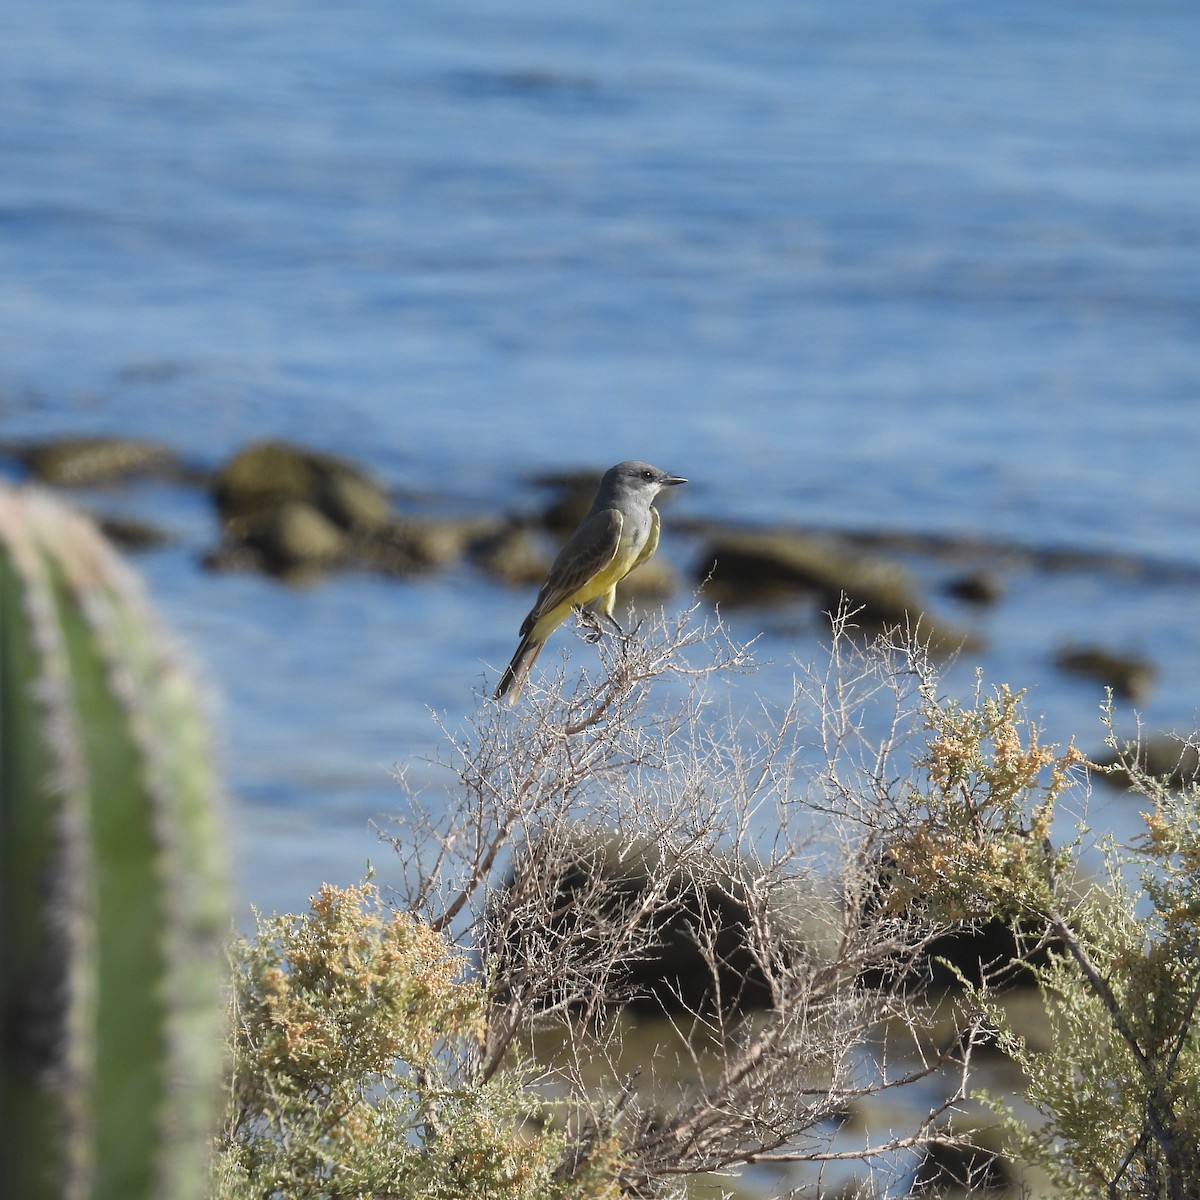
[[603, 460, 688, 499]]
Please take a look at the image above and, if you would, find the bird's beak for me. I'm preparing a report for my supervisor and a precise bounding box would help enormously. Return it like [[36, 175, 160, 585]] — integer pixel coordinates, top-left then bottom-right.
[[661, 475, 687, 487]]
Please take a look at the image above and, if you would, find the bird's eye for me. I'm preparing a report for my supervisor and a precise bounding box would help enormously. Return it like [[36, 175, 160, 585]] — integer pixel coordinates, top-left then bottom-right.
[[643, 470, 653, 480]]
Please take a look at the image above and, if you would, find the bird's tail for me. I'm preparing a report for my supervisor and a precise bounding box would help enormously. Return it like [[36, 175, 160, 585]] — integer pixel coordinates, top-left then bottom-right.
[[494, 631, 544, 705]]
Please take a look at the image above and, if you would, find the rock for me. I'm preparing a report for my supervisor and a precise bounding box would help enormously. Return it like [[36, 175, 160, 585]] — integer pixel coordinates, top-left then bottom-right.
[[697, 529, 914, 610], [213, 441, 312, 521], [354, 525, 435, 577], [469, 521, 550, 587], [925, 920, 1057, 992], [909, 1130, 1012, 1195], [235, 501, 347, 571], [1053, 645, 1156, 703], [493, 831, 806, 1018], [396, 518, 486, 567], [944, 570, 1004, 606], [858, 852, 1063, 994], [16, 436, 179, 485], [1093, 738, 1200, 791], [94, 514, 172, 551], [207, 439, 502, 580], [859, 914, 1060, 995], [213, 439, 392, 532], [319, 471, 394, 534], [536, 468, 605, 534], [696, 528, 973, 653], [209, 439, 406, 578], [358, 517, 496, 577]]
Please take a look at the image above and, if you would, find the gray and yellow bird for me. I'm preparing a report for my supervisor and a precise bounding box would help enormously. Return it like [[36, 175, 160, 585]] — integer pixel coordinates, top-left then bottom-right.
[[494, 460, 687, 704]]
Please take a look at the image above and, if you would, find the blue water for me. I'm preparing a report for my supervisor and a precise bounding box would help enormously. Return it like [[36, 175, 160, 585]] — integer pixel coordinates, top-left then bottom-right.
[[3, 0, 1200, 915]]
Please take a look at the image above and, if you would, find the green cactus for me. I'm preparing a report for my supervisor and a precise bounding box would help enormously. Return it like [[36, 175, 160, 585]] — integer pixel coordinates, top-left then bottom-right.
[[0, 483, 227, 1200]]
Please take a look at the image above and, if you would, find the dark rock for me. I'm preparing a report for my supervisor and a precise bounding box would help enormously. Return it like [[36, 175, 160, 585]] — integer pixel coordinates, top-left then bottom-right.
[[212, 439, 392, 532], [928, 921, 1054, 992], [469, 521, 551, 587], [213, 441, 311, 521], [207, 434, 499, 580], [393, 517, 491, 567], [320, 471, 394, 534], [208, 439, 416, 578], [944, 571, 1003, 606], [697, 530, 905, 606], [1053, 645, 1156, 703], [910, 1133, 1012, 1195], [234, 501, 347, 571], [858, 852, 1062, 994], [859, 916, 1058, 995], [94, 514, 172, 551], [358, 516, 498, 577], [696, 529, 974, 654], [16, 436, 180, 486], [538, 469, 604, 534], [492, 831, 804, 1018]]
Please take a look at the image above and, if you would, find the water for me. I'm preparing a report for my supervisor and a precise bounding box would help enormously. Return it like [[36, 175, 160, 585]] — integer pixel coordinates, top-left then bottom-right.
[[3, 0, 1200, 918]]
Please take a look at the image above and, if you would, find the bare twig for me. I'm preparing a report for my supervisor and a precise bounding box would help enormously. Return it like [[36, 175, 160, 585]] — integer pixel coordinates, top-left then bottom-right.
[[382, 603, 986, 1195]]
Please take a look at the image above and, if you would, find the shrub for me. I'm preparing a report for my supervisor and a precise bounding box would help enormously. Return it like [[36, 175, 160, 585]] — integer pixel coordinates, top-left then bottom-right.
[[213, 881, 618, 1200], [885, 670, 1200, 1198], [215, 604, 1200, 1198], [379, 606, 992, 1196]]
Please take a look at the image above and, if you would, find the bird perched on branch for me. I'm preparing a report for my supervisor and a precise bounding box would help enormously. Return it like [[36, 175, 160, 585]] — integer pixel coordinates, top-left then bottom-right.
[[494, 460, 687, 704]]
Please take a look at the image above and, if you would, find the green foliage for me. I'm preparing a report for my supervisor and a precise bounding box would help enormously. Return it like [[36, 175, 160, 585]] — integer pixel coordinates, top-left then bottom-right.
[[892, 672, 1200, 1198], [0, 484, 227, 1200], [988, 773, 1200, 1199], [213, 882, 622, 1200]]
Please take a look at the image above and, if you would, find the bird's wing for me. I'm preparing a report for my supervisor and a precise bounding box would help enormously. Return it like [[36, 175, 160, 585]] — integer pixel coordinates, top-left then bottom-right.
[[523, 509, 623, 629], [632, 505, 660, 570]]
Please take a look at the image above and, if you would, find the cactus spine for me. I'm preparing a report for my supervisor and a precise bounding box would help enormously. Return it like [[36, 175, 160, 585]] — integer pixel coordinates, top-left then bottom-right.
[[0, 484, 227, 1200]]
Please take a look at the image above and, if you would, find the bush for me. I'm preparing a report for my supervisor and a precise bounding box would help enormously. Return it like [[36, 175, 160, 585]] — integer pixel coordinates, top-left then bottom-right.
[[377, 607, 994, 1196], [980, 737, 1200, 1199], [884, 671, 1200, 1198], [213, 605, 1200, 1198], [213, 881, 619, 1200]]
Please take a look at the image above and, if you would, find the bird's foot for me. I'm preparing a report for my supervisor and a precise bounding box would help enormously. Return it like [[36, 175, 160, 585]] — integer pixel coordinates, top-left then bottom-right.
[[576, 607, 606, 644], [603, 612, 627, 637], [576, 608, 638, 645]]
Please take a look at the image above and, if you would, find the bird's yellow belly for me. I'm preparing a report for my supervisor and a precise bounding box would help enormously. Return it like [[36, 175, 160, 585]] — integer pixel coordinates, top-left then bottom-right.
[[576, 551, 637, 606], [531, 531, 644, 639]]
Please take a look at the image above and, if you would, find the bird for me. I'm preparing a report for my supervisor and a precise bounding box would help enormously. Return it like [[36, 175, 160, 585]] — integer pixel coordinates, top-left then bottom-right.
[[494, 460, 687, 704]]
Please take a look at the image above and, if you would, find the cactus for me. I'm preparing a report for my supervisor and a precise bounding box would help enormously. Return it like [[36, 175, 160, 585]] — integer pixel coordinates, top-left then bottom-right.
[[0, 483, 227, 1200]]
